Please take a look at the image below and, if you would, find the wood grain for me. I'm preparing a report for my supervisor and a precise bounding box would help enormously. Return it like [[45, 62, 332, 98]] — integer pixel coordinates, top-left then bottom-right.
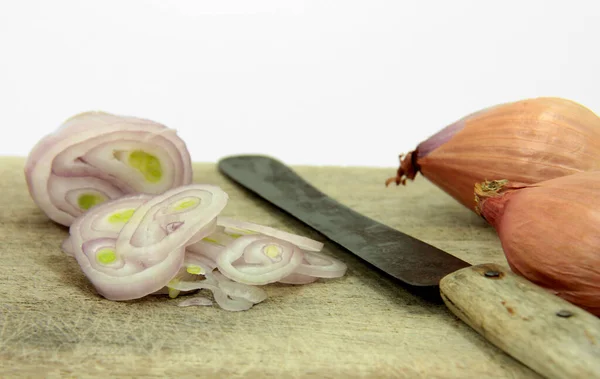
[[0, 156, 544, 378], [440, 264, 600, 379]]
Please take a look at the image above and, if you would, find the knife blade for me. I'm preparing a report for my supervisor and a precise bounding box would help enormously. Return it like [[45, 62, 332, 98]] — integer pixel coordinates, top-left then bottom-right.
[[222, 153, 469, 287], [217, 154, 600, 379]]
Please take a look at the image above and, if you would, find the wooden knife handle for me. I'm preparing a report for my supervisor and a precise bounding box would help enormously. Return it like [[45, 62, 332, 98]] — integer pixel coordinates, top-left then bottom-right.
[[440, 263, 600, 379]]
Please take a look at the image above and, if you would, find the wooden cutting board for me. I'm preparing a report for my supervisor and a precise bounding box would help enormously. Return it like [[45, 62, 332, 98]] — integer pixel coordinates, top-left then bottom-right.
[[0, 156, 542, 378]]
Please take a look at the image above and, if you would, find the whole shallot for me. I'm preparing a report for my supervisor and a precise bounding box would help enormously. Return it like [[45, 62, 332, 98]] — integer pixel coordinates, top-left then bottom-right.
[[25, 111, 193, 226], [386, 97, 600, 211], [474, 171, 600, 316]]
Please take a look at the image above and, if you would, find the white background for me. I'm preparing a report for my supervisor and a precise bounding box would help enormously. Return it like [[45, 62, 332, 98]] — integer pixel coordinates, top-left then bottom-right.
[[1, 0, 599, 167]]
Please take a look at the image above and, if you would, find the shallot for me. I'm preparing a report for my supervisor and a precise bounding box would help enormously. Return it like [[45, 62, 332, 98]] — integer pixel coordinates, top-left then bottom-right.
[[474, 172, 600, 316], [69, 184, 228, 301], [25, 111, 193, 226], [215, 234, 305, 285], [177, 297, 213, 307], [166, 254, 268, 311], [217, 216, 325, 252], [187, 218, 347, 284], [385, 97, 600, 211], [63, 193, 151, 256], [65, 183, 347, 311]]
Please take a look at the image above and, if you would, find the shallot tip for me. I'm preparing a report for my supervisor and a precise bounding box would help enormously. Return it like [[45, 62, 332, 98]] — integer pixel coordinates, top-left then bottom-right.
[[385, 152, 418, 187]]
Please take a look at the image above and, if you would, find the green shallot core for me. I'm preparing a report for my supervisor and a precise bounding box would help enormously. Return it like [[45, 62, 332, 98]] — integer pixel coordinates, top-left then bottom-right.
[[108, 209, 135, 224], [186, 265, 204, 275], [97, 248, 117, 264], [167, 278, 182, 298], [202, 237, 220, 244], [171, 197, 200, 211], [128, 150, 163, 183], [226, 227, 257, 236], [264, 244, 281, 259], [78, 193, 106, 210]]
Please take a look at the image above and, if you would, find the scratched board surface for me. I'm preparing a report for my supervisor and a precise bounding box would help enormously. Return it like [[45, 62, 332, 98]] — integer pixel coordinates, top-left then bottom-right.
[[0, 157, 540, 378]]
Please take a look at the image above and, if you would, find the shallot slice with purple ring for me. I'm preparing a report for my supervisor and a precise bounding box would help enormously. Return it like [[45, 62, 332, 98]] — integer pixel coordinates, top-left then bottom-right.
[[25, 111, 192, 226], [295, 251, 348, 279], [70, 185, 227, 301], [116, 185, 228, 265], [66, 194, 151, 256], [186, 226, 238, 261], [81, 238, 143, 276], [217, 217, 324, 252], [216, 235, 304, 285], [75, 237, 185, 301], [186, 240, 224, 262], [184, 249, 218, 272]]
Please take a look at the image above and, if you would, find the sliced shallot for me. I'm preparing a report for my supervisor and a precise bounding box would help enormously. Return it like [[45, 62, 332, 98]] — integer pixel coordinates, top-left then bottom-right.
[[178, 297, 213, 307], [218, 216, 324, 252], [186, 226, 236, 261], [216, 234, 304, 285], [184, 249, 218, 272], [25, 111, 193, 226], [115, 184, 228, 265], [211, 271, 268, 303], [168, 269, 267, 312], [77, 237, 185, 301], [70, 184, 228, 301], [67, 194, 151, 256], [295, 251, 348, 278]]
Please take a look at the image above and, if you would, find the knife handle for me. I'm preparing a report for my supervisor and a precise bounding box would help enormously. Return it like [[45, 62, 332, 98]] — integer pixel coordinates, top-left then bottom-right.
[[440, 263, 600, 379]]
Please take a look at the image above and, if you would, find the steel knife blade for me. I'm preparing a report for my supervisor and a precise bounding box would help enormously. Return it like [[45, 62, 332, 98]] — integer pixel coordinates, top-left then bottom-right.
[[218, 153, 469, 288], [217, 154, 600, 379]]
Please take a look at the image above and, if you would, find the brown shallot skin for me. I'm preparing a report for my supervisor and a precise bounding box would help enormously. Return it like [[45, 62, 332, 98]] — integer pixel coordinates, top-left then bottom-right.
[[386, 97, 600, 211], [475, 172, 600, 316]]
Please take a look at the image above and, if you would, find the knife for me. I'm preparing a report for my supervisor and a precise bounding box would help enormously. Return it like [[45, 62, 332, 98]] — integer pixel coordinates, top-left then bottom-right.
[[217, 154, 600, 379]]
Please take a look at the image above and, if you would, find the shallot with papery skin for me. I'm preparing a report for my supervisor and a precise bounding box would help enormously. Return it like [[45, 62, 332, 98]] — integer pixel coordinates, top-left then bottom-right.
[[474, 172, 600, 316], [25, 111, 193, 226], [386, 97, 600, 211]]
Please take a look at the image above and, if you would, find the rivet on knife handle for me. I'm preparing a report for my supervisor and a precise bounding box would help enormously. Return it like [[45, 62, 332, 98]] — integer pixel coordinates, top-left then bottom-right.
[[440, 264, 600, 379]]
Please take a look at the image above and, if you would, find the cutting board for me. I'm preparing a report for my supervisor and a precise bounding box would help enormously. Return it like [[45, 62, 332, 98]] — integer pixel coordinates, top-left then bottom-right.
[[0, 156, 542, 378]]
